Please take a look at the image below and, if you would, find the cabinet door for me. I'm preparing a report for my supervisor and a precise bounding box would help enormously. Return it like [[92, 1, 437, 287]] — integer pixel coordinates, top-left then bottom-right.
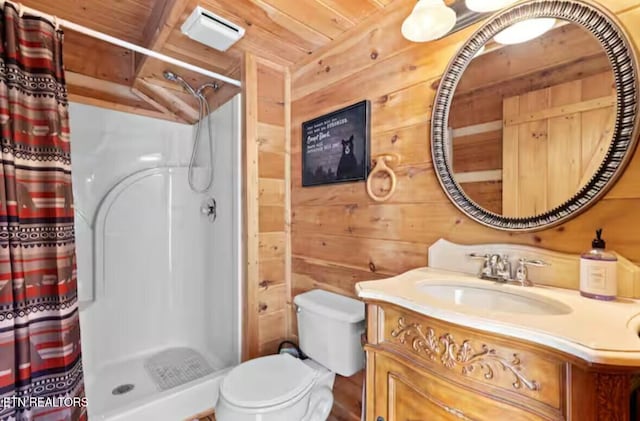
[[369, 351, 546, 421]]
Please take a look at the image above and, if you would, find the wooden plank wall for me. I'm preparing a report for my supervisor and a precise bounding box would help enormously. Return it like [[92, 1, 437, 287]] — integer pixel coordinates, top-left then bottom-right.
[[288, 0, 640, 309], [242, 53, 290, 359], [502, 72, 615, 216]]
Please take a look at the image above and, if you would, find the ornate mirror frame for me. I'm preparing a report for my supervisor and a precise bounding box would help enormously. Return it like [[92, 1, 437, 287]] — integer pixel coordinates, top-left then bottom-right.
[[431, 0, 639, 231]]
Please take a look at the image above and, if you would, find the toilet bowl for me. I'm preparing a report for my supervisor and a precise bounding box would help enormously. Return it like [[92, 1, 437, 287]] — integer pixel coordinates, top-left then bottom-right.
[[216, 290, 365, 421], [215, 355, 334, 421]]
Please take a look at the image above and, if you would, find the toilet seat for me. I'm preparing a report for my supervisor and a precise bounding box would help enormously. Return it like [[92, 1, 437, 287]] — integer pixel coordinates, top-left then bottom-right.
[[220, 354, 317, 410]]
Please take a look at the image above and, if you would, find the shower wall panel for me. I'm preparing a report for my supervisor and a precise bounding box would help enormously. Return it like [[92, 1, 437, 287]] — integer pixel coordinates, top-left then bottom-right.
[[68, 99, 240, 384]]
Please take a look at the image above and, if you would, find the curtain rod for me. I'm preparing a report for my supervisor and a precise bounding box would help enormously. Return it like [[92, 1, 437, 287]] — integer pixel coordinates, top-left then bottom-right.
[[0, 0, 242, 88]]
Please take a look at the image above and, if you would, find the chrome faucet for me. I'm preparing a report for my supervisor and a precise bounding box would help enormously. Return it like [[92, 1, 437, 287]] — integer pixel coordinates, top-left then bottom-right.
[[472, 253, 493, 278], [469, 253, 511, 282], [495, 254, 512, 282], [514, 258, 549, 287], [468, 253, 549, 287]]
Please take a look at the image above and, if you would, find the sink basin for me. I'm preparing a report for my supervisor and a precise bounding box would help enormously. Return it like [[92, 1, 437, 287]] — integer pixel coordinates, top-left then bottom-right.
[[418, 283, 572, 315]]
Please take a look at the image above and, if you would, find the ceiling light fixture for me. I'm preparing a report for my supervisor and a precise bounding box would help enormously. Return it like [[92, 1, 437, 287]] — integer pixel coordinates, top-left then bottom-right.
[[465, 0, 518, 13], [401, 0, 457, 42], [494, 18, 557, 45]]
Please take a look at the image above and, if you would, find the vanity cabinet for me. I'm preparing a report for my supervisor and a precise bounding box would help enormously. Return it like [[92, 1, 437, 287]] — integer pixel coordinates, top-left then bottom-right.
[[364, 302, 639, 421]]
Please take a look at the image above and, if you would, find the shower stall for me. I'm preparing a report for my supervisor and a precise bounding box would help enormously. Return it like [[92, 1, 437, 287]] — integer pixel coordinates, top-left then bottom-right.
[[70, 95, 242, 420]]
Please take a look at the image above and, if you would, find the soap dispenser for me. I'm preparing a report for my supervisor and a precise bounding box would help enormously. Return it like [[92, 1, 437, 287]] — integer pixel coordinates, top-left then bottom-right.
[[579, 228, 617, 301]]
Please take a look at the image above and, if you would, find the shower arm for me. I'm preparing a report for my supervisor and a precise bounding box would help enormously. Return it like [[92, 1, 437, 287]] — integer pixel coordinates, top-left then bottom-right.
[[196, 82, 220, 97]]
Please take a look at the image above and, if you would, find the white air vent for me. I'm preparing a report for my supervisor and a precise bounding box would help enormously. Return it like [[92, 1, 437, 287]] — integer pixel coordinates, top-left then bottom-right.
[[181, 7, 245, 52]]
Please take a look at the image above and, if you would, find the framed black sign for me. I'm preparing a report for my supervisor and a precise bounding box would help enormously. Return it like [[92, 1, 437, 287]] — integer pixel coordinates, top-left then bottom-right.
[[302, 100, 371, 187]]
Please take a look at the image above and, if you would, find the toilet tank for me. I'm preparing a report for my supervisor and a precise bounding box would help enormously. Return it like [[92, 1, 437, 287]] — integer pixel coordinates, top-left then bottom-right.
[[294, 289, 365, 377]]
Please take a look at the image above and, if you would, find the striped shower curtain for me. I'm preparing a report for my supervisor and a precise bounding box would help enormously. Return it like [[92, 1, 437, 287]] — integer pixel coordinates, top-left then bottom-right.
[[0, 3, 86, 421]]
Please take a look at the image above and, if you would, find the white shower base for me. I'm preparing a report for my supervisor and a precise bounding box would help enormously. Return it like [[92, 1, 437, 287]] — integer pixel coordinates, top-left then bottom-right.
[[86, 346, 229, 421]]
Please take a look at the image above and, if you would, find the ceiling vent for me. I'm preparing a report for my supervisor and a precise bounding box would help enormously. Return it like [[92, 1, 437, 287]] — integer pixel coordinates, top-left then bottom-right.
[[180, 7, 245, 52]]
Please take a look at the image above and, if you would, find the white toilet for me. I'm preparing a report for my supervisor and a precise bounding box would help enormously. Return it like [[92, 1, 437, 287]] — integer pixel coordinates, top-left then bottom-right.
[[215, 289, 365, 421]]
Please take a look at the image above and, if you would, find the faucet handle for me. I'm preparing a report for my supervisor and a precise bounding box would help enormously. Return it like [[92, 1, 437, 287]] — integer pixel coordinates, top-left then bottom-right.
[[515, 258, 549, 287], [518, 258, 549, 267], [468, 252, 489, 259], [468, 253, 492, 278], [498, 254, 511, 267], [468, 252, 491, 267]]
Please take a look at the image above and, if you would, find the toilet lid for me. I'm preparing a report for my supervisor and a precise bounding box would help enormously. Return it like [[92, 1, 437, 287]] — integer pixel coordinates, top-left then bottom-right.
[[221, 354, 317, 409]]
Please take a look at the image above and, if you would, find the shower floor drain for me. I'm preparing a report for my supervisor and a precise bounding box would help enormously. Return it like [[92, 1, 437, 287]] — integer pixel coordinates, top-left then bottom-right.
[[112, 384, 135, 395]]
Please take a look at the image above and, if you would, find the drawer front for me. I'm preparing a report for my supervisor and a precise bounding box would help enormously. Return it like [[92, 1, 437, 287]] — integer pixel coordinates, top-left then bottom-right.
[[371, 351, 550, 421], [378, 304, 566, 415]]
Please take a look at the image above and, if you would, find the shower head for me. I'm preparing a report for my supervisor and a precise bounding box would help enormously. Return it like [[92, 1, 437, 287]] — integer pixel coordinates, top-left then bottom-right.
[[163, 70, 198, 97], [163, 71, 179, 82]]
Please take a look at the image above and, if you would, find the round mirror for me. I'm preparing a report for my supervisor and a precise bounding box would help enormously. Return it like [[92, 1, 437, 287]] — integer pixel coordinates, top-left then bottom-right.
[[432, 0, 639, 231]]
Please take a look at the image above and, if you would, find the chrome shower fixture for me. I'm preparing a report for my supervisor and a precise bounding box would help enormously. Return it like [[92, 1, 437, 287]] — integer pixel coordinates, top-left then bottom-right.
[[163, 71, 220, 97], [163, 70, 221, 193], [163, 71, 198, 96], [201, 197, 217, 222], [162, 70, 179, 81], [196, 82, 220, 95]]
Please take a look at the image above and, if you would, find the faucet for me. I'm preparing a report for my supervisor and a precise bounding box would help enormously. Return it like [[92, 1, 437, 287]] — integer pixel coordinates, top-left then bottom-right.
[[495, 254, 512, 282], [514, 258, 549, 287], [470, 253, 493, 278], [468, 253, 549, 287], [469, 253, 512, 282]]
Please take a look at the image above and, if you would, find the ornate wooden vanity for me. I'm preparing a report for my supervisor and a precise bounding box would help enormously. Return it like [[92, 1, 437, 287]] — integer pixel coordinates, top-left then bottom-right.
[[363, 301, 639, 421], [358, 238, 640, 421]]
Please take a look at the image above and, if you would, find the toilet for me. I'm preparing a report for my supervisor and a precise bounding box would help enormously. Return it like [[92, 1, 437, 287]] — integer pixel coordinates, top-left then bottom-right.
[[215, 289, 365, 421]]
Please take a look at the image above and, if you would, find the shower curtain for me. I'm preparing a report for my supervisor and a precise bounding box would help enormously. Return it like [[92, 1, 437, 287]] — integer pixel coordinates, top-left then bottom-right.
[[0, 3, 86, 421]]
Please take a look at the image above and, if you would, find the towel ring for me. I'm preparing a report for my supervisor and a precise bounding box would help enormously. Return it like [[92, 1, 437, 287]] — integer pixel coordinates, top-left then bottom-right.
[[366, 153, 400, 202]]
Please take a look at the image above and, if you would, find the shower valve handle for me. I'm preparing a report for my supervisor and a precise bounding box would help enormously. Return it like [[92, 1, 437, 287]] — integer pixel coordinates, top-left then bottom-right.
[[201, 197, 217, 222]]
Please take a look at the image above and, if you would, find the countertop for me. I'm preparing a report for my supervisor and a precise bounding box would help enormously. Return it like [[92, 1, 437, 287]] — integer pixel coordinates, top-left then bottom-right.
[[356, 267, 640, 367]]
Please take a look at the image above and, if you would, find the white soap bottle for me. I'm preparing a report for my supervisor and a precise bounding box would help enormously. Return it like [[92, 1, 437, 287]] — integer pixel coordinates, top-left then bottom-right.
[[579, 228, 617, 301]]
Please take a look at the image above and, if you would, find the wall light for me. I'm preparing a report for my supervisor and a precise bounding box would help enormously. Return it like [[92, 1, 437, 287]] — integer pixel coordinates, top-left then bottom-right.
[[494, 18, 556, 45], [401, 0, 457, 42], [465, 0, 518, 12]]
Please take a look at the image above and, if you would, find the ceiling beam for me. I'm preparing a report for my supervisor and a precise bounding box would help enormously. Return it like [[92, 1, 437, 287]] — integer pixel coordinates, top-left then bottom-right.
[[134, 0, 193, 78], [141, 0, 174, 49], [66, 72, 185, 123], [69, 93, 182, 122], [131, 87, 190, 123], [64, 30, 135, 86], [137, 78, 200, 123], [204, 83, 241, 112], [123, 0, 211, 124]]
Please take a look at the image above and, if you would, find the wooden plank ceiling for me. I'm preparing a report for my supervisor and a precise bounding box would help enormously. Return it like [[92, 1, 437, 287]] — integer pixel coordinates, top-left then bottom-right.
[[20, 0, 394, 123]]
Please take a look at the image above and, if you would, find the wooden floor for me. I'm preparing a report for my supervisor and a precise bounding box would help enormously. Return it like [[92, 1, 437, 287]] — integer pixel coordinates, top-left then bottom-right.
[[329, 371, 364, 421], [193, 370, 364, 421]]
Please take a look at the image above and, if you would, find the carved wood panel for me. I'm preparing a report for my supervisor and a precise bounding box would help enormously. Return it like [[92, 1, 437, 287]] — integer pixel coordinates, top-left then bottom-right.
[[369, 351, 552, 421], [380, 304, 566, 414], [390, 316, 540, 391]]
